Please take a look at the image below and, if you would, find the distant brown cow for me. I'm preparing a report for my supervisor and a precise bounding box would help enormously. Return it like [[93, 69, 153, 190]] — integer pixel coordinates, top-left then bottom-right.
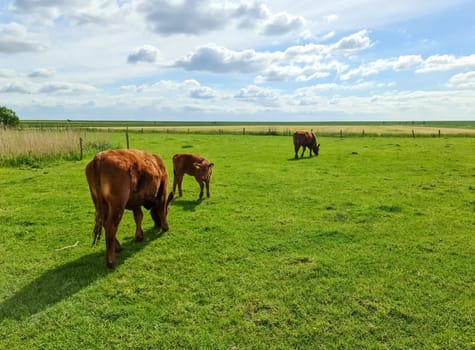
[[172, 154, 214, 199], [293, 131, 320, 159], [85, 149, 173, 268]]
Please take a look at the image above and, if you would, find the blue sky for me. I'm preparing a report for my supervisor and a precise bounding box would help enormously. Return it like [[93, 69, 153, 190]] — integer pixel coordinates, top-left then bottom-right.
[[1, 0, 474, 121]]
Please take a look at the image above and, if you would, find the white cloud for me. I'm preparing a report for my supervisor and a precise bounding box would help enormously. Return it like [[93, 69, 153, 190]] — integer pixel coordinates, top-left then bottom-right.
[[259, 12, 305, 36], [325, 14, 339, 23], [172, 44, 269, 73], [255, 65, 330, 83], [10, 0, 131, 26], [328, 30, 372, 54], [138, 0, 308, 38], [0, 79, 96, 95], [127, 45, 160, 64], [38, 82, 97, 94], [0, 81, 35, 94], [447, 71, 475, 89], [255, 65, 303, 82], [138, 0, 230, 35], [28, 68, 56, 78], [0, 23, 45, 53], [189, 86, 218, 99], [70, 1, 132, 25], [0, 69, 17, 78], [416, 54, 475, 73], [234, 85, 280, 107], [120, 79, 220, 100], [171, 30, 369, 78], [340, 55, 422, 80], [320, 31, 336, 41]]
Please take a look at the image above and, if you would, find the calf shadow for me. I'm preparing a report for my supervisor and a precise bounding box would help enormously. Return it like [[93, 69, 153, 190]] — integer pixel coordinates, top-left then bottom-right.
[[287, 156, 316, 161], [0, 227, 163, 321], [171, 198, 203, 211]]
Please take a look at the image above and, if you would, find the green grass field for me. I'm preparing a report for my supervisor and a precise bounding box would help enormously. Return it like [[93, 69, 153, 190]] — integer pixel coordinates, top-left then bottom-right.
[[0, 131, 474, 349]]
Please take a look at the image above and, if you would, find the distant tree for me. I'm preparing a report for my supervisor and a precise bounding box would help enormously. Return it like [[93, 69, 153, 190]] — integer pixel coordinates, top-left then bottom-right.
[[0, 106, 20, 128]]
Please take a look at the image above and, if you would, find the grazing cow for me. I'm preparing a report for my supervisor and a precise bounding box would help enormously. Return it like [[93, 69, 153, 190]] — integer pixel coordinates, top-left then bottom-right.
[[293, 131, 320, 159], [85, 149, 173, 268], [172, 154, 214, 199]]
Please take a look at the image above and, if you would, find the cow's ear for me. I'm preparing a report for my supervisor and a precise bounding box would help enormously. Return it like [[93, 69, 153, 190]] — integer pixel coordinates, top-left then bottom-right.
[[193, 162, 201, 170], [209, 163, 214, 168]]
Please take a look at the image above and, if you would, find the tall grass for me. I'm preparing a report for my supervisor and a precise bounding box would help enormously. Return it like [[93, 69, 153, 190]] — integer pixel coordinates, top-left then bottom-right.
[[0, 128, 113, 167]]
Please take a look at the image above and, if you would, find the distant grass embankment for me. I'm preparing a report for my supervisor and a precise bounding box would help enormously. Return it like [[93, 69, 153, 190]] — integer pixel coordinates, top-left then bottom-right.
[[0, 129, 112, 167], [19, 120, 475, 137]]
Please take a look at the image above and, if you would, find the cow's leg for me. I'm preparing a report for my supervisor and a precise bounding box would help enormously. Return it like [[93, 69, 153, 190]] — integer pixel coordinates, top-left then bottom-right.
[[205, 179, 210, 198], [301, 146, 306, 158], [92, 198, 107, 245], [104, 207, 124, 269], [133, 207, 144, 241], [174, 174, 183, 197], [197, 179, 204, 199], [294, 145, 299, 159], [172, 172, 179, 196], [92, 211, 103, 245], [114, 238, 122, 252]]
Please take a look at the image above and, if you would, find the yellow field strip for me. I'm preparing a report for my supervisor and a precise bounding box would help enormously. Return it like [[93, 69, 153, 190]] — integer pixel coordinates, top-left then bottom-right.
[[109, 125, 475, 136]]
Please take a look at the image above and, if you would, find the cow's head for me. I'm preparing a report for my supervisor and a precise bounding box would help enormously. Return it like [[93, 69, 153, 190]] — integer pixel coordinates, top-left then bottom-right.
[[151, 191, 174, 232], [194, 161, 214, 181], [312, 143, 320, 156]]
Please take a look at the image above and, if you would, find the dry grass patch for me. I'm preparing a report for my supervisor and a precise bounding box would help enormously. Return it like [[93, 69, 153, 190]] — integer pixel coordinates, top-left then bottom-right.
[[102, 124, 475, 136], [0, 129, 111, 166]]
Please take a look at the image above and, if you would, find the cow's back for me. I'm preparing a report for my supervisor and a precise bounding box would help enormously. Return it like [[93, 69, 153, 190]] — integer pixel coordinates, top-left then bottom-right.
[[173, 153, 205, 175], [293, 131, 314, 146], [88, 150, 166, 208]]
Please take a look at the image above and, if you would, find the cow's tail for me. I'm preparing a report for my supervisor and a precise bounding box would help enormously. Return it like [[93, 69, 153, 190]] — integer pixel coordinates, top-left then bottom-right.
[[87, 156, 105, 247]]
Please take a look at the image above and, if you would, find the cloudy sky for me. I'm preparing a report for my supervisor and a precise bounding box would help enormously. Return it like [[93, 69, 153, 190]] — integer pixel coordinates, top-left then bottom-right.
[[1, 0, 474, 121]]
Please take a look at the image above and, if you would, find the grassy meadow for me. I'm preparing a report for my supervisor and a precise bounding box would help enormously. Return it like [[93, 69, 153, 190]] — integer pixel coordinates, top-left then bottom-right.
[[0, 129, 474, 349]]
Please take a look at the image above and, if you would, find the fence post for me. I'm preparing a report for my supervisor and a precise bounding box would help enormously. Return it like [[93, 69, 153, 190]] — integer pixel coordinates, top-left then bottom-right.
[[438, 129, 441, 138], [412, 129, 415, 138], [243, 128, 245, 135], [126, 127, 130, 149], [79, 137, 83, 160], [362, 129, 365, 137], [340, 129, 343, 138]]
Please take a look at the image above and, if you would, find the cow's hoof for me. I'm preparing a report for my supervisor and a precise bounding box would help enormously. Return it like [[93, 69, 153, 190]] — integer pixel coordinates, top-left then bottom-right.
[[135, 236, 144, 242], [106, 261, 116, 269]]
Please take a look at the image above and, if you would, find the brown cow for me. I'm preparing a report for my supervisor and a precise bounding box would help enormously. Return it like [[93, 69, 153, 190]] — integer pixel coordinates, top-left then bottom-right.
[[293, 131, 320, 159], [85, 149, 173, 268], [172, 154, 214, 199]]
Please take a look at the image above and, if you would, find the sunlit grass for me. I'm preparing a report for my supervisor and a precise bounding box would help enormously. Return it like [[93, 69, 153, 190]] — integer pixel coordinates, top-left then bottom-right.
[[1, 133, 473, 348]]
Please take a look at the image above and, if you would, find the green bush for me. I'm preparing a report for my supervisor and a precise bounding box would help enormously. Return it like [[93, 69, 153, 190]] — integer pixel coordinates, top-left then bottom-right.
[[0, 106, 20, 128]]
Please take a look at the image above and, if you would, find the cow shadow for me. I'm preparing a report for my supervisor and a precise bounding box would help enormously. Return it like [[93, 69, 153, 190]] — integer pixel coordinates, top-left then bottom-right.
[[0, 227, 163, 320], [287, 156, 316, 161], [170, 198, 203, 211]]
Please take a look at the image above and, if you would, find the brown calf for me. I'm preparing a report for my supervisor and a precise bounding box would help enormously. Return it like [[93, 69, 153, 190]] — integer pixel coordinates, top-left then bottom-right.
[[85, 149, 173, 268], [172, 153, 214, 199], [293, 131, 320, 159]]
